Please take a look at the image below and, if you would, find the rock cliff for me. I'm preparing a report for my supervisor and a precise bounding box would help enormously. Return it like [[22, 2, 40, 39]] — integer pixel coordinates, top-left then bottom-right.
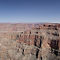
[[0, 23, 60, 60]]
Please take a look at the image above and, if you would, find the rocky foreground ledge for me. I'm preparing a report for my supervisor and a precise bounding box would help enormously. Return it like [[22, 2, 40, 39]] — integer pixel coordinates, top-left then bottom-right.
[[0, 23, 60, 60]]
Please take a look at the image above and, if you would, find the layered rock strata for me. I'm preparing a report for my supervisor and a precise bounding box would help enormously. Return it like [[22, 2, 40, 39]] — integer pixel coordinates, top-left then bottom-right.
[[0, 23, 60, 60]]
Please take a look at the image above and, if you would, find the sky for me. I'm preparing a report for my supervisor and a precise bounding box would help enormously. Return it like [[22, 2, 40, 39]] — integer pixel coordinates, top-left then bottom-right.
[[0, 0, 60, 23]]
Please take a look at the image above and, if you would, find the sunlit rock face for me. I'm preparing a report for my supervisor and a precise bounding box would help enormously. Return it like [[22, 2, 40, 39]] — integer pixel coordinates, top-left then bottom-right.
[[0, 23, 60, 60]]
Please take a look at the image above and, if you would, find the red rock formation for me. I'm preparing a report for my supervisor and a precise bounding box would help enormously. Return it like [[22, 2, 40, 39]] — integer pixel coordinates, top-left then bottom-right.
[[0, 23, 60, 60]]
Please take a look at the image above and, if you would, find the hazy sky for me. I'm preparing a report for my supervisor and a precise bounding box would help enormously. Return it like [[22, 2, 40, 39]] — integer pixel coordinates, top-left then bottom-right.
[[0, 0, 60, 23]]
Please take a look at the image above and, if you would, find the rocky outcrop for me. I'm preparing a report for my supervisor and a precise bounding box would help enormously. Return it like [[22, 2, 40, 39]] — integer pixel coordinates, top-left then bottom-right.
[[0, 23, 60, 60]]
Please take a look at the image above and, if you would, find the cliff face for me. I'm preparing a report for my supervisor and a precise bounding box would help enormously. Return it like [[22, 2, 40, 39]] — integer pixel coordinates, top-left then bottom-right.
[[0, 23, 60, 60]]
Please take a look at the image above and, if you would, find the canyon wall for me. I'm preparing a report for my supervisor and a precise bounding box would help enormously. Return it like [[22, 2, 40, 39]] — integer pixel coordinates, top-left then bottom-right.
[[0, 23, 60, 60]]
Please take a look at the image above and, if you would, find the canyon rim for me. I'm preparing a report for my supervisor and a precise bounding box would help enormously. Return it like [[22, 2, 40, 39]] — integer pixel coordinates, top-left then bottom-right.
[[0, 23, 60, 60]]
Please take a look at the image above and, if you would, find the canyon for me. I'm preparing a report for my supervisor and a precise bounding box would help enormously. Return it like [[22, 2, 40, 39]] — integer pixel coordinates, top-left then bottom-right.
[[0, 23, 60, 60]]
